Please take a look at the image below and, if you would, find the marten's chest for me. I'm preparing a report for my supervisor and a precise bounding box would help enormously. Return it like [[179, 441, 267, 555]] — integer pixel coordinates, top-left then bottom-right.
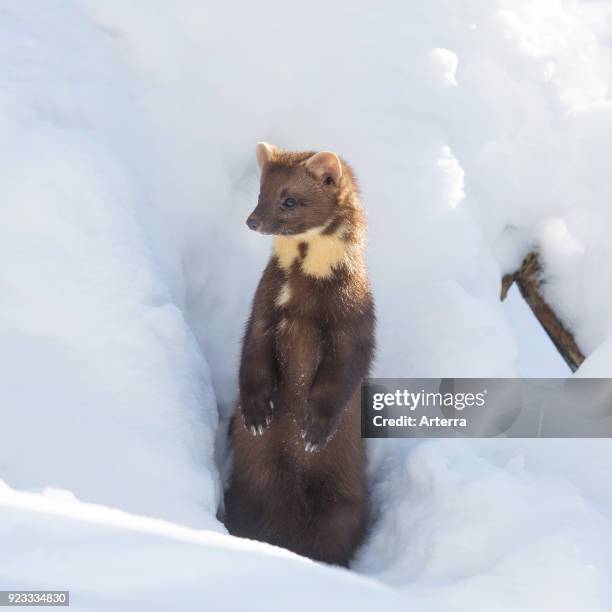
[[272, 265, 345, 328], [270, 268, 341, 377]]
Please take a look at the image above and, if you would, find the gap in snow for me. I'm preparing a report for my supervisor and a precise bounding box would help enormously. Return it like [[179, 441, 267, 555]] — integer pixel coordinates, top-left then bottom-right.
[[503, 284, 571, 378]]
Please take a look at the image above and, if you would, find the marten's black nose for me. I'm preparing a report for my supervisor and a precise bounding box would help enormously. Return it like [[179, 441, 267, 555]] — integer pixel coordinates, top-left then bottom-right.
[[246, 215, 261, 231]]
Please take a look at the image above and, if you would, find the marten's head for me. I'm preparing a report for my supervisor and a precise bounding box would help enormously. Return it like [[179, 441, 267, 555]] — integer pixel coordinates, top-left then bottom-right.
[[247, 143, 345, 236]]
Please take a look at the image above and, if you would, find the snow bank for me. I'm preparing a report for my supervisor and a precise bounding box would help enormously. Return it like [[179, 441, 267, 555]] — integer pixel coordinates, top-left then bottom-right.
[[0, 482, 416, 612], [0, 2, 219, 527], [2, 0, 612, 610], [359, 439, 612, 611]]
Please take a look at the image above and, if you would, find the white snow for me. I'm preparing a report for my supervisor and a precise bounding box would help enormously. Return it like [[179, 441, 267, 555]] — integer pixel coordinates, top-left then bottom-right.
[[2, 0, 612, 610]]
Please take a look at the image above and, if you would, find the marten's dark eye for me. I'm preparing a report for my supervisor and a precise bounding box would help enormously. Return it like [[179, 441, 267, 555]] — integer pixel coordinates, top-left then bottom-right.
[[324, 176, 334, 186], [281, 197, 298, 209]]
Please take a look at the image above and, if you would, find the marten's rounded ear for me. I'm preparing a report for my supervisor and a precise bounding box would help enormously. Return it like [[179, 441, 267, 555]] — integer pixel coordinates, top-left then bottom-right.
[[305, 151, 343, 185], [256, 142, 277, 170]]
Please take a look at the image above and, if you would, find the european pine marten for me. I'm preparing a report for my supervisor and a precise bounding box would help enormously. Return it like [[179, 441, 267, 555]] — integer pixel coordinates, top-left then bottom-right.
[[224, 143, 375, 567]]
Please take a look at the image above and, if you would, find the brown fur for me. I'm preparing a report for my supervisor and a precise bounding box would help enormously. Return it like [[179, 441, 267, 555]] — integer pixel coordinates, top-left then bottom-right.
[[224, 143, 375, 566]]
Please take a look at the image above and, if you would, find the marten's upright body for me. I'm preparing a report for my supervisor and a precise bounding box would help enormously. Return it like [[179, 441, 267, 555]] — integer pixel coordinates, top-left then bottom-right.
[[224, 143, 375, 566]]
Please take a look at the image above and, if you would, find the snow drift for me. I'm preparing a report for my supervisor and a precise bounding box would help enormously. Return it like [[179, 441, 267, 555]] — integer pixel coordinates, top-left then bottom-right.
[[2, 0, 612, 610]]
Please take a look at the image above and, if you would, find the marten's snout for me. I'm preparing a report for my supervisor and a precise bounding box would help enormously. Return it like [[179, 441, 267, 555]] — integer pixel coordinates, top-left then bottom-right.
[[246, 214, 261, 232]]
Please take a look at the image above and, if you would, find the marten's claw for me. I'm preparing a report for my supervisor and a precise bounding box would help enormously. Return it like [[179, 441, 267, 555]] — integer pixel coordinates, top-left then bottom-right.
[[301, 412, 338, 451], [240, 393, 274, 435]]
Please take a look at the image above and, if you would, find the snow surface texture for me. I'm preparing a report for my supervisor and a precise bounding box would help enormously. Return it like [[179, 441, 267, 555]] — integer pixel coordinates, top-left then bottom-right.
[[2, 1, 612, 610]]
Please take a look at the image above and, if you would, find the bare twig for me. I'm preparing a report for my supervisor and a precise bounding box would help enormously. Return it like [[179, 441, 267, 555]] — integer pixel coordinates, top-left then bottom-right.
[[501, 251, 585, 372]]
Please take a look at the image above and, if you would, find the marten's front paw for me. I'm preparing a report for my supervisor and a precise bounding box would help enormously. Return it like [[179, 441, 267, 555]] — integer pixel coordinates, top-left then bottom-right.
[[240, 392, 274, 436], [301, 411, 338, 453]]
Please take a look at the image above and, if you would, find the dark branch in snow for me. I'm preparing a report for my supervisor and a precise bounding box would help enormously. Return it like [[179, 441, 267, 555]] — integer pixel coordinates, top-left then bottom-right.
[[501, 251, 585, 372]]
